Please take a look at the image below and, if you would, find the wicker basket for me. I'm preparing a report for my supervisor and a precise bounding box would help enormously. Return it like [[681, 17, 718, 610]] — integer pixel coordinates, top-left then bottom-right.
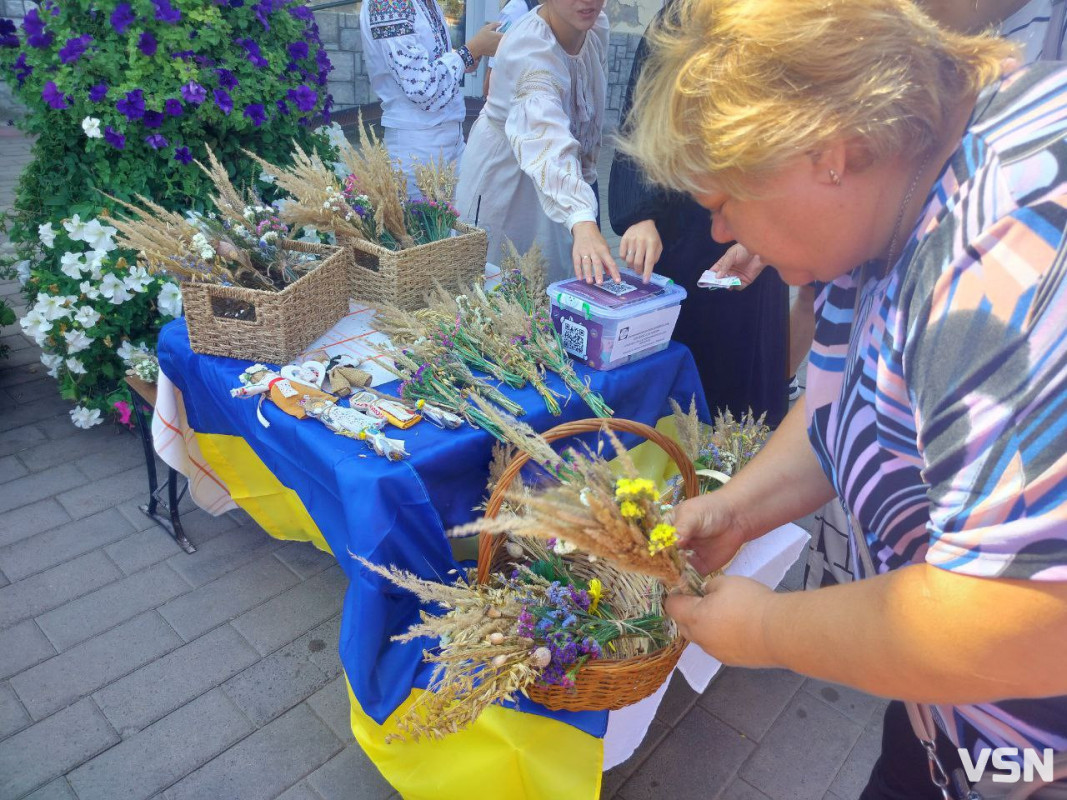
[[182, 240, 350, 365], [477, 418, 699, 712], [347, 222, 488, 311]]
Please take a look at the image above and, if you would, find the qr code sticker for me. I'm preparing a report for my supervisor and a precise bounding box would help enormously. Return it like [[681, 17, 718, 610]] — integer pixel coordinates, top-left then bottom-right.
[[560, 317, 588, 359], [598, 280, 638, 297]]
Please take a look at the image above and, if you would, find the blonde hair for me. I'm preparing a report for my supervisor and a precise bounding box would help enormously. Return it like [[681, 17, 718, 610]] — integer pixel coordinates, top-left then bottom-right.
[[617, 0, 1015, 196]]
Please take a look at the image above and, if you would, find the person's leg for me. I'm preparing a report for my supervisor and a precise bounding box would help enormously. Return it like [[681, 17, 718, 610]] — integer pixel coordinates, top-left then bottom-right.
[[861, 701, 965, 800]]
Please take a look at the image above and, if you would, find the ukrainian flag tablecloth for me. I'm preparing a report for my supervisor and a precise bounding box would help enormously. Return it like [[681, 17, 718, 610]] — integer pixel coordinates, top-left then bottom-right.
[[153, 313, 807, 799]]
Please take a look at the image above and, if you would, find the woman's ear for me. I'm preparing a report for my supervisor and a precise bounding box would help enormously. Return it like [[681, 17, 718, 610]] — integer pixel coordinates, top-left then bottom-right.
[[809, 141, 849, 187]]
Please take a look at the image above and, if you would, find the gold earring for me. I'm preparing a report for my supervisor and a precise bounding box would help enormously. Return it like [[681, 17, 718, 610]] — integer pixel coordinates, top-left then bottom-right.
[[829, 168, 842, 186]]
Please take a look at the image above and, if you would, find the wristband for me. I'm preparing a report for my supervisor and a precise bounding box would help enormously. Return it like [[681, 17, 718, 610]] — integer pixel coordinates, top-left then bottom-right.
[[457, 44, 476, 70]]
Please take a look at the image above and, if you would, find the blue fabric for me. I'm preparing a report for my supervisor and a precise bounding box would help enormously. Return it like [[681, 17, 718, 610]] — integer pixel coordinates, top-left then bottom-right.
[[158, 318, 709, 736]]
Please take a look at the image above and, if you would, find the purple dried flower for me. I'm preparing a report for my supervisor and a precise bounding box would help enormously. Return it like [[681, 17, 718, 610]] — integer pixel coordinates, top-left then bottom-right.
[[142, 110, 164, 129], [41, 81, 69, 110], [88, 83, 108, 102], [164, 98, 183, 116], [181, 81, 207, 105], [116, 89, 145, 120], [215, 68, 238, 89], [173, 145, 193, 164], [144, 133, 168, 149], [286, 84, 317, 112], [110, 3, 136, 33], [152, 0, 181, 23], [213, 88, 233, 115], [138, 31, 157, 56], [104, 126, 126, 150], [242, 103, 267, 126], [287, 41, 308, 60]]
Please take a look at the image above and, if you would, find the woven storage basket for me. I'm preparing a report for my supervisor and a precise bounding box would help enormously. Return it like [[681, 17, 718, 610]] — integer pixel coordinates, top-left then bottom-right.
[[348, 222, 488, 311], [182, 240, 350, 365], [476, 418, 699, 712]]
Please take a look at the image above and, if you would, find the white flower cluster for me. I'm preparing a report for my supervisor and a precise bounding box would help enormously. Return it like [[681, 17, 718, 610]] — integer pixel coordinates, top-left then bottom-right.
[[119, 341, 160, 383], [190, 232, 216, 262], [70, 405, 103, 429]]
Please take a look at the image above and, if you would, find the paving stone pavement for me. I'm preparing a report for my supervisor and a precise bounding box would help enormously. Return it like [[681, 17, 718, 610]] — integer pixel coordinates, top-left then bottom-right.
[[0, 126, 885, 799]]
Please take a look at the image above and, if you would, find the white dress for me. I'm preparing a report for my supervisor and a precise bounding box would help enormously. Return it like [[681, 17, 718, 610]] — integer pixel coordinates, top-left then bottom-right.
[[455, 10, 608, 283]]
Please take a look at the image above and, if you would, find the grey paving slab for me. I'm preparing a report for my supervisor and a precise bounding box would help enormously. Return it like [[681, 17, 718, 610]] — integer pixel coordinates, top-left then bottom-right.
[[164, 521, 286, 589], [304, 615, 344, 680], [618, 707, 755, 800], [13, 424, 128, 473], [306, 675, 356, 743], [104, 527, 184, 575], [0, 463, 86, 516], [0, 681, 31, 739], [0, 497, 72, 549], [0, 507, 134, 581], [11, 611, 183, 721], [602, 719, 671, 799], [232, 563, 347, 656], [0, 421, 46, 458], [276, 781, 321, 800], [2, 377, 62, 407], [71, 438, 146, 481], [0, 619, 55, 680], [0, 454, 27, 483], [67, 689, 254, 800], [654, 672, 699, 728], [0, 549, 123, 629], [738, 692, 863, 800], [222, 633, 332, 727], [0, 394, 74, 435], [719, 778, 773, 799], [55, 465, 147, 520], [698, 668, 805, 741], [94, 624, 260, 736], [158, 552, 302, 642], [827, 716, 881, 799], [36, 561, 191, 651], [306, 744, 395, 800], [274, 539, 339, 580], [802, 678, 888, 726], [0, 698, 119, 799], [163, 705, 342, 800], [22, 778, 78, 800]]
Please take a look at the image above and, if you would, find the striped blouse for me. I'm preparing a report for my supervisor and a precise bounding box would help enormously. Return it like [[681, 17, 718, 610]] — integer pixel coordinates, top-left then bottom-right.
[[806, 63, 1067, 755]]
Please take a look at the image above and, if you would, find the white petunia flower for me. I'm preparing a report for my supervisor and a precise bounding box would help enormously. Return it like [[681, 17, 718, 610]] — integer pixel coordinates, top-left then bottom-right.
[[60, 251, 86, 279], [38, 222, 57, 248], [65, 357, 87, 375], [123, 265, 152, 294], [40, 352, 63, 378], [20, 308, 52, 344], [15, 260, 30, 285], [116, 340, 136, 362], [80, 220, 118, 252], [69, 405, 102, 428], [157, 282, 183, 318], [84, 250, 108, 275], [81, 116, 103, 139], [98, 273, 131, 304], [79, 280, 101, 300], [35, 293, 72, 321], [63, 328, 94, 354], [73, 305, 101, 329], [63, 214, 88, 242]]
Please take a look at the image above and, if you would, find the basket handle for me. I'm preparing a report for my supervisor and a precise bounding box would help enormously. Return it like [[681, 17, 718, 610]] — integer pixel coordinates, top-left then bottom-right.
[[475, 417, 700, 584]]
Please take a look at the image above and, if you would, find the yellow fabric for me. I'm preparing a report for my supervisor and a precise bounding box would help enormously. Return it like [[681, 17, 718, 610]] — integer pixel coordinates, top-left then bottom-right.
[[194, 432, 332, 555], [615, 416, 687, 490], [346, 681, 604, 800]]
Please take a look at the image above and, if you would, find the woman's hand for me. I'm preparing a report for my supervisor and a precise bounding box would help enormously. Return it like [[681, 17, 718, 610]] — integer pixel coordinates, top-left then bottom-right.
[[671, 492, 750, 576], [711, 243, 765, 288], [571, 221, 620, 284], [666, 576, 777, 667], [619, 219, 663, 282]]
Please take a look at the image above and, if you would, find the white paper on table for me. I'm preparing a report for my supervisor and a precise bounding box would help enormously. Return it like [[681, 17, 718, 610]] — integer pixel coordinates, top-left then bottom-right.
[[602, 521, 810, 770]]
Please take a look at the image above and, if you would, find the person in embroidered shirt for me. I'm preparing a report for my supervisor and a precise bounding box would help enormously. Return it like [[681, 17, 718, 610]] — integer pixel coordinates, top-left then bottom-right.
[[619, 1, 1067, 798], [360, 0, 502, 196], [454, 0, 621, 285]]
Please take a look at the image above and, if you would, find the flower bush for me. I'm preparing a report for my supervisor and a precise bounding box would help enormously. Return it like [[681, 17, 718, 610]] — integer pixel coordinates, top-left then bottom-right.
[[0, 1, 337, 423], [18, 215, 180, 427]]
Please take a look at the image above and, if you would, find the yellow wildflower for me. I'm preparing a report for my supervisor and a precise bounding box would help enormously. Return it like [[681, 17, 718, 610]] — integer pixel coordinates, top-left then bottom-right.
[[647, 523, 679, 556], [587, 578, 602, 614], [619, 500, 643, 519], [614, 477, 657, 500]]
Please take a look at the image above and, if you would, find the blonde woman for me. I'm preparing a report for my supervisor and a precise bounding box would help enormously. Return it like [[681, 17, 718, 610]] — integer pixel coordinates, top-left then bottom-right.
[[620, 0, 1067, 797], [455, 0, 621, 285]]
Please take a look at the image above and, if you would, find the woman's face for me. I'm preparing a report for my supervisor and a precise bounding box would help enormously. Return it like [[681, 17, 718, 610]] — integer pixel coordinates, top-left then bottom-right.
[[543, 0, 604, 33], [691, 153, 881, 286]]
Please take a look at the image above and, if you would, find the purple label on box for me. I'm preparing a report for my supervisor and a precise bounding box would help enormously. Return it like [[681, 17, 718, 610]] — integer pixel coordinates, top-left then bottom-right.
[[551, 306, 605, 369], [556, 278, 666, 310]]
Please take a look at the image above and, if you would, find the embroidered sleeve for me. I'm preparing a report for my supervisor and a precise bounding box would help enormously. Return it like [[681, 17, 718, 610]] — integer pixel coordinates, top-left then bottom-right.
[[505, 67, 597, 231], [367, 0, 417, 39]]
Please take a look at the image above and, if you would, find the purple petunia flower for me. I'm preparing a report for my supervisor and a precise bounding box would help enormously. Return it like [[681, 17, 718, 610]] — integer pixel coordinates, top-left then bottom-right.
[[59, 34, 92, 64], [215, 68, 239, 90], [287, 41, 308, 60], [152, 0, 181, 23], [89, 83, 108, 102], [142, 110, 164, 129], [180, 81, 206, 105], [12, 52, 31, 86], [242, 103, 267, 126], [286, 84, 317, 113], [104, 126, 126, 150], [23, 9, 53, 48], [253, 0, 272, 30], [213, 88, 233, 115], [321, 93, 334, 123], [173, 145, 192, 164], [138, 31, 157, 56], [164, 98, 183, 116], [236, 37, 268, 68], [275, 99, 289, 115], [144, 134, 168, 149], [0, 19, 18, 48], [41, 81, 69, 110], [110, 3, 135, 33], [117, 89, 145, 120], [288, 4, 313, 21]]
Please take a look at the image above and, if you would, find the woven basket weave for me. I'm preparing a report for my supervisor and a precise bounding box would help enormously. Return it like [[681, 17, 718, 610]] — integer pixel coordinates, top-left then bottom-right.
[[348, 222, 488, 311], [182, 241, 350, 365], [477, 418, 699, 712]]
